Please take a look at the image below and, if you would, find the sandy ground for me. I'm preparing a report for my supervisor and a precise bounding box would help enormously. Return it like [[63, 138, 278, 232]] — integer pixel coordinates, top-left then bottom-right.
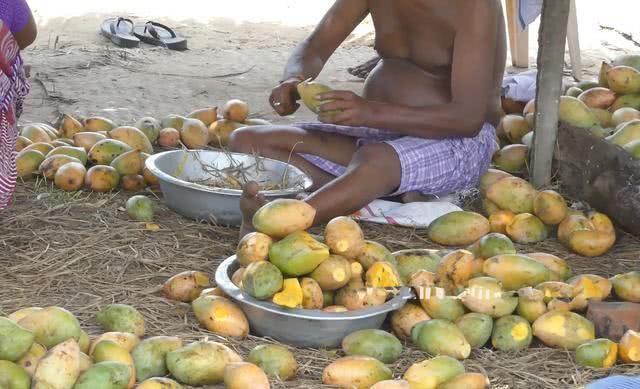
[[4, 1, 640, 388]]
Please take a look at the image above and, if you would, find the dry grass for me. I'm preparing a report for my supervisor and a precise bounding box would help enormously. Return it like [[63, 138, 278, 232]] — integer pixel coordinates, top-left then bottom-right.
[[1, 182, 639, 388]]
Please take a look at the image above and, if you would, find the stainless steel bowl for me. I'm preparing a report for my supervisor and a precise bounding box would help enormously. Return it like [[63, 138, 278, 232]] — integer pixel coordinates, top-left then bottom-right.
[[145, 150, 313, 225], [215, 256, 413, 348]]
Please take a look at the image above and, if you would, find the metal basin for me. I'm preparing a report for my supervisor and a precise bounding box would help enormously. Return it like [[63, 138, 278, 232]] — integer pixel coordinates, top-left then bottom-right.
[[215, 256, 413, 348], [145, 150, 313, 225]]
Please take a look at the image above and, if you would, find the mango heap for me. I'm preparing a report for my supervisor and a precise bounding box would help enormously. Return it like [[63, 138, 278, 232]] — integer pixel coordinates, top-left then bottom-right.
[[14, 99, 269, 195]]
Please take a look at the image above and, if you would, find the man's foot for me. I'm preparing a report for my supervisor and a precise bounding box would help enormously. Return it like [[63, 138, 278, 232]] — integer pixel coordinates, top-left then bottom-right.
[[239, 181, 267, 239]]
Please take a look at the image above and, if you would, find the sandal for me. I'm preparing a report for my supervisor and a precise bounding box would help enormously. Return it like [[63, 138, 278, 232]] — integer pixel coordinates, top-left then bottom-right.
[[100, 17, 140, 48], [133, 21, 187, 51]]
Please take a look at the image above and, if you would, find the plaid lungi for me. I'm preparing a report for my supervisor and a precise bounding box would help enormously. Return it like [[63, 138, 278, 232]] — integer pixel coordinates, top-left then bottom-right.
[[296, 121, 497, 196]]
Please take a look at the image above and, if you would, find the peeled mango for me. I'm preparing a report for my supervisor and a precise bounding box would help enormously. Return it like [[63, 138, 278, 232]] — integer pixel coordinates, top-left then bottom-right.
[[403, 356, 465, 389], [575, 338, 618, 369], [96, 304, 145, 337], [427, 211, 490, 246], [491, 315, 532, 352], [272, 278, 304, 309], [610, 271, 640, 303], [618, 330, 640, 364], [0, 360, 31, 389], [166, 341, 243, 386], [241, 261, 284, 300], [412, 319, 471, 360], [32, 339, 80, 389], [486, 176, 537, 214], [269, 231, 329, 276], [390, 303, 431, 341], [252, 199, 316, 239], [532, 310, 595, 350], [163, 270, 210, 303], [297, 80, 333, 114], [366, 261, 403, 288], [18, 306, 80, 349], [324, 216, 365, 259], [322, 356, 392, 389], [73, 361, 131, 389], [131, 336, 183, 382], [248, 344, 297, 381], [300, 277, 323, 309], [483, 254, 553, 290], [236, 232, 273, 266], [0, 317, 34, 362], [342, 329, 402, 364], [311, 254, 353, 290], [436, 249, 475, 295]]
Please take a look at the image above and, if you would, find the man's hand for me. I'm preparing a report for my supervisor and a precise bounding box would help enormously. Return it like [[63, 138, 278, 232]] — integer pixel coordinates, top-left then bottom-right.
[[269, 77, 302, 116], [316, 90, 376, 127]]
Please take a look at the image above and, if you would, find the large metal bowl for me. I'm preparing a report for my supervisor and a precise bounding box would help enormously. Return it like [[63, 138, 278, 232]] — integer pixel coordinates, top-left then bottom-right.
[[215, 256, 413, 348], [145, 150, 313, 225]]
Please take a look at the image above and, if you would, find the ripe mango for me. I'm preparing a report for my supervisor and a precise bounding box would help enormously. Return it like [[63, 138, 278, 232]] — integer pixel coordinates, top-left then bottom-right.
[[418, 286, 465, 321], [356, 240, 395, 269], [163, 270, 210, 302], [110, 149, 144, 176], [32, 339, 80, 389], [269, 231, 329, 276], [568, 274, 612, 310], [272, 278, 304, 308], [533, 190, 568, 225], [483, 254, 553, 290], [610, 271, 640, 303], [324, 216, 365, 259], [16, 149, 45, 179], [610, 93, 640, 112], [53, 162, 86, 192], [436, 250, 475, 295], [96, 304, 145, 337], [137, 377, 182, 389], [134, 117, 161, 143], [40, 154, 82, 181], [516, 287, 547, 323], [439, 373, 489, 389], [505, 213, 548, 244], [236, 232, 272, 266], [90, 332, 139, 355], [166, 341, 242, 386], [46, 145, 87, 165], [567, 229, 615, 257], [478, 169, 512, 195], [17, 342, 47, 377], [8, 307, 42, 323], [23, 142, 54, 155], [342, 329, 402, 363], [491, 315, 532, 351], [241, 261, 284, 300], [525, 253, 572, 281], [591, 108, 613, 128], [427, 211, 490, 246], [558, 96, 600, 129], [477, 233, 516, 259], [370, 380, 411, 389], [578, 87, 616, 109], [58, 114, 84, 138], [393, 249, 442, 284], [532, 310, 595, 350], [18, 307, 80, 349], [22, 124, 52, 143], [73, 132, 107, 152], [488, 210, 516, 235], [607, 119, 640, 146], [366, 260, 402, 288], [161, 114, 186, 131], [83, 116, 115, 132], [557, 213, 594, 244], [223, 100, 249, 123], [612, 107, 640, 127], [187, 107, 218, 127], [455, 313, 493, 349], [413, 319, 471, 360], [16, 135, 32, 151], [0, 360, 30, 389], [248, 344, 297, 381], [300, 277, 324, 309], [120, 174, 145, 192], [576, 338, 618, 368], [322, 356, 392, 389], [403, 356, 465, 389], [486, 176, 537, 214], [85, 165, 120, 192], [224, 362, 269, 389], [460, 276, 518, 318], [110, 126, 154, 154], [179, 118, 209, 149], [252, 199, 315, 239], [499, 114, 531, 143], [492, 144, 529, 173], [208, 119, 244, 147], [192, 295, 249, 337], [311, 254, 352, 290], [297, 80, 333, 114], [618, 329, 640, 364], [390, 303, 430, 341], [334, 278, 387, 310], [607, 65, 640, 94], [88, 139, 132, 165], [91, 340, 135, 388], [0, 317, 34, 362], [131, 336, 183, 382], [74, 361, 131, 389]]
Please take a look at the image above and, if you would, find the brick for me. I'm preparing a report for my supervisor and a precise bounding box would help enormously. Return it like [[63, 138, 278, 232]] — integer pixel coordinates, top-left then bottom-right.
[[586, 301, 640, 342]]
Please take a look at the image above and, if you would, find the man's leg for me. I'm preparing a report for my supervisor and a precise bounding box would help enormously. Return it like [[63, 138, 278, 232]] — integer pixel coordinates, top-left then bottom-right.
[[238, 141, 402, 238]]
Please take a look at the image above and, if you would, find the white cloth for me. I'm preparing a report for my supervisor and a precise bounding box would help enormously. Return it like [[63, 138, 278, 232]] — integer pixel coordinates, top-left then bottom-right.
[[351, 199, 462, 229], [518, 0, 543, 31], [502, 69, 538, 102]]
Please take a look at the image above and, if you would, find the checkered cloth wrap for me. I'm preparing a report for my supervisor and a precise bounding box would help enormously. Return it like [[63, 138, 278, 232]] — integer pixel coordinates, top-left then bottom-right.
[[0, 20, 30, 210], [295, 121, 497, 196]]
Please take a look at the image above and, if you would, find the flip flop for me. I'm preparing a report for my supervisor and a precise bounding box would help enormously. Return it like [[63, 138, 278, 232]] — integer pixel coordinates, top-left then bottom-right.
[[100, 17, 140, 48], [133, 21, 188, 51]]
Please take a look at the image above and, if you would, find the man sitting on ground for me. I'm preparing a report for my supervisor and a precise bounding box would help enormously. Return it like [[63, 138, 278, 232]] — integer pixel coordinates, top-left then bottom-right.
[[230, 0, 506, 238]]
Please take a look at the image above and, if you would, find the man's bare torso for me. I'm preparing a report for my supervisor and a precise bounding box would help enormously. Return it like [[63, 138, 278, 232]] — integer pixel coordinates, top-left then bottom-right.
[[363, 0, 506, 126]]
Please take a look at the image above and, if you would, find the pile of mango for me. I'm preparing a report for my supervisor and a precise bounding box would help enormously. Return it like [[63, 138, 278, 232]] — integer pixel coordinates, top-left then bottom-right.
[[499, 54, 640, 167], [14, 99, 266, 194], [426, 169, 617, 257]]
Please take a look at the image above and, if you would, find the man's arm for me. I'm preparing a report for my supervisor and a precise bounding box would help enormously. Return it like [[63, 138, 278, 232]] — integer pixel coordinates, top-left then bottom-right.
[[282, 0, 369, 81], [13, 0, 37, 50], [320, 1, 501, 138]]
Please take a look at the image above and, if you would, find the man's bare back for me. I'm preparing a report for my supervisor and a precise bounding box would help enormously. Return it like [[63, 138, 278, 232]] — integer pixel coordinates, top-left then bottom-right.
[[231, 0, 506, 237]]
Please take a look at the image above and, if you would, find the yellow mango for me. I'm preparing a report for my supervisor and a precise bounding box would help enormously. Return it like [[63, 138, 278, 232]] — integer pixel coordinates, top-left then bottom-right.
[[492, 144, 529, 173], [483, 254, 553, 290], [110, 126, 154, 154], [272, 278, 304, 309], [322, 356, 392, 389], [427, 211, 490, 246], [532, 310, 595, 350], [486, 176, 537, 214], [607, 66, 640, 94], [533, 190, 568, 225], [324, 216, 365, 258], [619, 330, 640, 364], [192, 295, 249, 337], [252, 199, 316, 239]]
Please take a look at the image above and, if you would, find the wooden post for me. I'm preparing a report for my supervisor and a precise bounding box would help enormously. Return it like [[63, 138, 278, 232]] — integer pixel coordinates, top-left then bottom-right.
[[531, 0, 571, 188], [506, 0, 530, 68]]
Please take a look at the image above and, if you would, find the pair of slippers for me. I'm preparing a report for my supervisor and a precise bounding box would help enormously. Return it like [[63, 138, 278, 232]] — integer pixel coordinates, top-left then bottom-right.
[[101, 17, 187, 50]]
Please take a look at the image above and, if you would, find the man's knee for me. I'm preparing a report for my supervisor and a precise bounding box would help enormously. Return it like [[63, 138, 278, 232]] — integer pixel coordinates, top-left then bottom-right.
[[228, 126, 262, 153], [351, 143, 401, 188]]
